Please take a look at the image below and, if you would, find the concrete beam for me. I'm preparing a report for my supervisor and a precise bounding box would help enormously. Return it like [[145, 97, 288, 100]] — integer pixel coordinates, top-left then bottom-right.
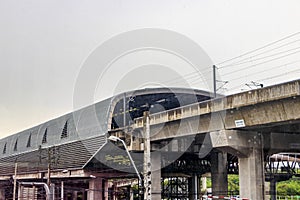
[[131, 95, 300, 142], [210, 130, 262, 157], [131, 80, 300, 142], [135, 80, 300, 127]]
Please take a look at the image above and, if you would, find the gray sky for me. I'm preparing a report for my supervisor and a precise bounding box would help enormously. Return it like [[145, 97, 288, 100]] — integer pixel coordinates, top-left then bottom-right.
[[1, 0, 300, 138]]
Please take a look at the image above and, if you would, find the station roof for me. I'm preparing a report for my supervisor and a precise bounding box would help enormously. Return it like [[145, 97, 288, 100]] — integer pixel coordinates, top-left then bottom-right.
[[0, 87, 212, 176]]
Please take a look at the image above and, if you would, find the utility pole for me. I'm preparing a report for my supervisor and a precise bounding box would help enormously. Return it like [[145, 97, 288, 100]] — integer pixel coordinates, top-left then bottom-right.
[[13, 162, 18, 200], [213, 65, 217, 98], [143, 111, 151, 200], [47, 148, 51, 187], [61, 181, 64, 200], [123, 93, 126, 127]]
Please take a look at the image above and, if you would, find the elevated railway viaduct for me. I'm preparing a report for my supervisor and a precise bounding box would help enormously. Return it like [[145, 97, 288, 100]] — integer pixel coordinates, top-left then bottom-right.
[[0, 80, 300, 200]]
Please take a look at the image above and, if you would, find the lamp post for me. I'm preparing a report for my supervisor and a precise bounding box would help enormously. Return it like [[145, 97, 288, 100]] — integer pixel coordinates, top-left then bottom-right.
[[108, 136, 142, 184]]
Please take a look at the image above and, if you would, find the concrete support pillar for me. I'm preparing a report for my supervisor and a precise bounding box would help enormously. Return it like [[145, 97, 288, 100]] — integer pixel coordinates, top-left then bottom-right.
[[239, 147, 264, 200], [88, 178, 103, 200], [188, 174, 199, 200], [210, 130, 265, 199], [211, 151, 228, 196], [0, 187, 5, 200], [151, 152, 161, 200]]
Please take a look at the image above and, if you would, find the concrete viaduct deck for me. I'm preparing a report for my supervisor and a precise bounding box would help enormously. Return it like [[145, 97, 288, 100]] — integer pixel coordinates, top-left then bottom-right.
[[132, 79, 300, 140], [110, 79, 300, 200]]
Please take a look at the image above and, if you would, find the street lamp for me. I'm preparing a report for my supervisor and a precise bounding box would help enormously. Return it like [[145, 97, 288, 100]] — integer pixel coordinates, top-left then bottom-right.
[[108, 136, 142, 184]]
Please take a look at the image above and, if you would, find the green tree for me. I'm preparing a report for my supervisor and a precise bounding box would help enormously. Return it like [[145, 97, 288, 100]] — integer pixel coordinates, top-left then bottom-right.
[[207, 177, 211, 188], [277, 178, 300, 196], [228, 174, 239, 194]]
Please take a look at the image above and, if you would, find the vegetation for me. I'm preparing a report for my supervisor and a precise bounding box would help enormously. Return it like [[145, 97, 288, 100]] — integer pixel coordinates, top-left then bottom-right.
[[277, 178, 300, 196], [205, 175, 239, 193], [206, 176, 300, 197], [228, 174, 239, 194]]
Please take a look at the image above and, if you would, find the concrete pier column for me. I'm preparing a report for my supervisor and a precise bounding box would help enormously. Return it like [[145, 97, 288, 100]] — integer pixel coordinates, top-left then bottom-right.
[[210, 130, 265, 199], [151, 152, 161, 200], [211, 151, 228, 196], [88, 178, 103, 200], [239, 147, 264, 200]]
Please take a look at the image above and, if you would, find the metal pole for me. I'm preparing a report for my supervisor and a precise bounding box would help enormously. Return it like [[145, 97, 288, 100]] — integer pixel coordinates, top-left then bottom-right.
[[117, 138, 142, 184], [47, 148, 51, 187], [123, 94, 126, 127], [13, 162, 17, 200], [108, 135, 142, 199], [194, 174, 198, 200], [47, 163, 51, 186], [50, 183, 55, 200], [213, 65, 217, 98], [17, 182, 21, 200], [61, 181, 64, 200], [143, 111, 151, 200]]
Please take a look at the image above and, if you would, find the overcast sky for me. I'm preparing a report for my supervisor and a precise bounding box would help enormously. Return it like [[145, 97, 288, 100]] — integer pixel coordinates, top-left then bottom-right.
[[1, 0, 300, 138]]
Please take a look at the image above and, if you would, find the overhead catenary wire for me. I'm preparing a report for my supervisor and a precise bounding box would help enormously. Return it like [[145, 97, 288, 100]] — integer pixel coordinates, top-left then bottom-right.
[[221, 50, 300, 77], [210, 32, 300, 94], [255, 68, 300, 82], [224, 60, 300, 83], [227, 68, 300, 92], [130, 32, 300, 92], [161, 67, 212, 85], [215, 31, 300, 66], [218, 38, 300, 69], [220, 46, 300, 69]]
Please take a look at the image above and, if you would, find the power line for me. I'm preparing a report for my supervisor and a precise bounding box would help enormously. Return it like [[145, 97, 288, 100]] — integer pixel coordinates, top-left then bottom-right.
[[225, 60, 300, 83], [216, 31, 300, 66], [161, 68, 212, 85], [222, 50, 300, 77], [227, 68, 300, 92], [219, 39, 300, 69], [256, 68, 300, 82], [220, 46, 300, 69]]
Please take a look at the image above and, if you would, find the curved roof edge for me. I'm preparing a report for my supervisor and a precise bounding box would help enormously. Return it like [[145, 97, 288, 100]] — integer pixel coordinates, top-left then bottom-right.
[[0, 87, 213, 158]]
